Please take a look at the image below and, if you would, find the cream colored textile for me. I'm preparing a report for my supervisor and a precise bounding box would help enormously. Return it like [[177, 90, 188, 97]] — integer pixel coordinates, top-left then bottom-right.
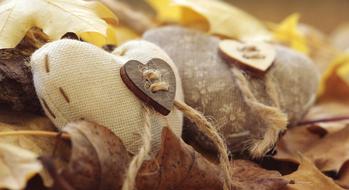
[[31, 39, 183, 154]]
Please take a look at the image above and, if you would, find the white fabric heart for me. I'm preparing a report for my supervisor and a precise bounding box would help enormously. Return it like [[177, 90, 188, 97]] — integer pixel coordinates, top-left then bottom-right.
[[31, 39, 184, 154]]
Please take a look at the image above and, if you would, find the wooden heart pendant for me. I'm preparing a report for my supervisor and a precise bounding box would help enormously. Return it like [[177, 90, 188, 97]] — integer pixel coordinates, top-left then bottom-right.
[[120, 58, 176, 115], [219, 40, 276, 72]]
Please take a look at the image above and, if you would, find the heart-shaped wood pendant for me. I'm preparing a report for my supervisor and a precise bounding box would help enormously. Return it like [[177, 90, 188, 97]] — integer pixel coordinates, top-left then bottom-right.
[[219, 40, 276, 72], [120, 58, 176, 115]]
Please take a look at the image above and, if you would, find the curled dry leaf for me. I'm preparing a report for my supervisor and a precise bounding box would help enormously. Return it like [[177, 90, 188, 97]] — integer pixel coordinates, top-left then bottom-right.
[[281, 156, 344, 190], [0, 143, 42, 190], [54, 120, 130, 190], [0, 0, 118, 49], [136, 127, 224, 190]]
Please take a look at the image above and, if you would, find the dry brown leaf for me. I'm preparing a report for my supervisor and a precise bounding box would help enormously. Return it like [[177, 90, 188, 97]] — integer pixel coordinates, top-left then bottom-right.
[[302, 101, 349, 133], [52, 120, 130, 190], [276, 126, 321, 161], [304, 126, 349, 172], [276, 125, 349, 173], [276, 101, 349, 167], [282, 156, 344, 190], [0, 143, 42, 190], [231, 160, 289, 190], [337, 160, 349, 189], [136, 127, 287, 190], [136, 127, 224, 190]]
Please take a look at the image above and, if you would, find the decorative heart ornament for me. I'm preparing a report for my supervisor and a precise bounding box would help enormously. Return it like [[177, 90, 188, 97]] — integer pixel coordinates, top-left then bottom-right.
[[120, 59, 176, 115], [31, 39, 184, 154], [219, 40, 276, 72]]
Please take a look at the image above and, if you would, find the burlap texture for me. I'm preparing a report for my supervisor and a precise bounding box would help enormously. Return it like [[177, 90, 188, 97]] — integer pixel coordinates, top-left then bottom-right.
[[31, 39, 183, 154], [144, 26, 319, 156]]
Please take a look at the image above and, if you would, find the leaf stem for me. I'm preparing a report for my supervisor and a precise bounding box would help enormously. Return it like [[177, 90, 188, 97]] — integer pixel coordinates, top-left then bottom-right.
[[298, 116, 349, 126], [0, 130, 70, 140]]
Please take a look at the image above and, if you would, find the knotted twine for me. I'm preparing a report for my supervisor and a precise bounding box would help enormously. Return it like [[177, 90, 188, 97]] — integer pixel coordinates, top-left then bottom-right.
[[122, 69, 233, 190], [231, 67, 287, 157]]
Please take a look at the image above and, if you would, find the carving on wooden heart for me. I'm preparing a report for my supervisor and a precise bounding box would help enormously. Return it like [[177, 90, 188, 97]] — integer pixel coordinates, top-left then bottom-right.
[[120, 58, 176, 115], [219, 40, 276, 72]]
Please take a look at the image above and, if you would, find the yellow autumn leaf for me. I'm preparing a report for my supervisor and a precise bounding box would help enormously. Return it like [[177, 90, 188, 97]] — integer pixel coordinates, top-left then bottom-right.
[[272, 13, 309, 54], [81, 24, 140, 46], [174, 0, 271, 41], [0, 0, 118, 49], [114, 25, 140, 46], [146, 0, 181, 23], [80, 24, 118, 47], [318, 52, 349, 98]]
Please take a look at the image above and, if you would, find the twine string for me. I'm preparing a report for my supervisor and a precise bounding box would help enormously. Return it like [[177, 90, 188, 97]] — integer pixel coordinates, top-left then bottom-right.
[[121, 106, 152, 190], [122, 68, 232, 190], [174, 100, 232, 190]]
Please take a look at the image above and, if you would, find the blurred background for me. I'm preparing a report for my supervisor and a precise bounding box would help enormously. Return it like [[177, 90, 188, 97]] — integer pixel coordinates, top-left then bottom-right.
[[226, 0, 349, 33]]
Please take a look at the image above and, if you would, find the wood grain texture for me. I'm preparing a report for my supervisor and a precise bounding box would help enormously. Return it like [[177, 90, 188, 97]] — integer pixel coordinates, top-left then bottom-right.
[[120, 59, 176, 115]]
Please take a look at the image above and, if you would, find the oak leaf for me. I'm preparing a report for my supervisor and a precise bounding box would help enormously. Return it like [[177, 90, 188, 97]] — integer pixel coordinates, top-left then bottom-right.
[[282, 156, 344, 190], [0, 143, 42, 190], [0, 0, 118, 49]]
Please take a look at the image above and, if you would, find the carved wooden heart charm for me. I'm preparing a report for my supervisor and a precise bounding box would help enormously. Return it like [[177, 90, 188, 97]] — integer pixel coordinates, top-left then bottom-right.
[[120, 58, 176, 115], [219, 40, 276, 72]]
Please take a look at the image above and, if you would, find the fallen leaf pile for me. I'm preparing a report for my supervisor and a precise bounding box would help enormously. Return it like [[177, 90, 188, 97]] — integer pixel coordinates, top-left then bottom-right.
[[1, 0, 349, 190], [0, 113, 290, 190]]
